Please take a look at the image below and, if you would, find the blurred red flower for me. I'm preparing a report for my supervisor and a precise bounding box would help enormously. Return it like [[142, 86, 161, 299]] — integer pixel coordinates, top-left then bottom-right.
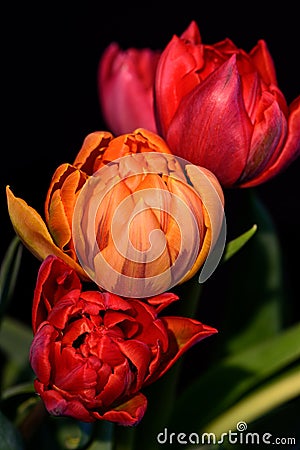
[[98, 43, 160, 134]]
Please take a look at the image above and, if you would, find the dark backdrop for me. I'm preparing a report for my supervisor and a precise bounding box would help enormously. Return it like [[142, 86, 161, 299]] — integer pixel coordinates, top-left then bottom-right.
[[2, 3, 299, 326]]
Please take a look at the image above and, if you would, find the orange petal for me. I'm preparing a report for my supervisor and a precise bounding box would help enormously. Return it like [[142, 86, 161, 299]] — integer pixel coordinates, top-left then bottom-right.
[[47, 169, 87, 258], [6, 186, 89, 280], [133, 173, 170, 230], [45, 164, 78, 222], [95, 179, 133, 251], [179, 165, 225, 283], [132, 128, 172, 154], [126, 198, 171, 278], [73, 131, 114, 174], [103, 128, 173, 163]]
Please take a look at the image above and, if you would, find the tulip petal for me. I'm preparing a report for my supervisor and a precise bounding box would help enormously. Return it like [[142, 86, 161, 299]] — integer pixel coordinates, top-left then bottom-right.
[[96, 392, 148, 426], [239, 91, 287, 183], [249, 39, 278, 86], [53, 346, 97, 392], [32, 255, 82, 333], [153, 317, 217, 383], [38, 387, 93, 422], [163, 317, 218, 350], [96, 360, 129, 406], [46, 166, 87, 258], [166, 56, 253, 186], [240, 95, 300, 187], [147, 292, 179, 314], [73, 131, 114, 174], [178, 165, 225, 283], [155, 32, 204, 136], [98, 43, 160, 135], [128, 299, 169, 352], [6, 186, 89, 280], [30, 323, 58, 385], [117, 339, 151, 390]]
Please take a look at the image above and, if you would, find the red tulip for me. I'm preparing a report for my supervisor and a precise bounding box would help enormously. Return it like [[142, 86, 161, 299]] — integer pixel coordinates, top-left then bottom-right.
[[98, 42, 160, 135], [30, 255, 217, 425], [155, 21, 300, 187]]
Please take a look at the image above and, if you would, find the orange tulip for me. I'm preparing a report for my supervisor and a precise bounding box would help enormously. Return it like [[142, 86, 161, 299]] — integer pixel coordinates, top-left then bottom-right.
[[6, 128, 225, 295]]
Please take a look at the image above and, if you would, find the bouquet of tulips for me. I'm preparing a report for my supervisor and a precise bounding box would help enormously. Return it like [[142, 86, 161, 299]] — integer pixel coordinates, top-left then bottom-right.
[[1, 18, 299, 450]]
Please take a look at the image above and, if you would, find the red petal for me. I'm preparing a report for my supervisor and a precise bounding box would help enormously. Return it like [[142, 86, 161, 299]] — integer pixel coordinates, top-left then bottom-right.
[[30, 323, 58, 384], [240, 95, 300, 187], [239, 91, 287, 183], [117, 339, 151, 390], [145, 317, 217, 384], [98, 42, 160, 135], [95, 360, 129, 407], [147, 292, 179, 314], [95, 392, 147, 426], [166, 55, 253, 187], [101, 291, 134, 313], [180, 20, 202, 44], [53, 346, 97, 392], [32, 255, 81, 333], [41, 389, 93, 422], [128, 300, 169, 350], [155, 31, 204, 136], [250, 39, 278, 86]]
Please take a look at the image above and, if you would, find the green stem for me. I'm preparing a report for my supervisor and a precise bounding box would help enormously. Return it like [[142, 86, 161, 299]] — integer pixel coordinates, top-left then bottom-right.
[[174, 273, 203, 318]]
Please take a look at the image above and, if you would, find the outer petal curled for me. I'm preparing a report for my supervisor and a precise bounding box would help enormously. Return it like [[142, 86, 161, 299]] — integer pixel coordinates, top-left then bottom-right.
[[6, 186, 88, 280]]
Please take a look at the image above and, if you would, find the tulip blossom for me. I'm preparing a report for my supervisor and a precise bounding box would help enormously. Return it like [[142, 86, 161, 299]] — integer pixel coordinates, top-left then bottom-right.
[[155, 21, 300, 187], [29, 255, 217, 425], [6, 128, 225, 294], [6, 129, 171, 279], [98, 21, 300, 188], [98, 43, 161, 134]]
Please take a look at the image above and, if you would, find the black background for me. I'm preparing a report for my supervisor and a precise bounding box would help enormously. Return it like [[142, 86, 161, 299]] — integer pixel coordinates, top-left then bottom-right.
[[1, 2, 299, 328]]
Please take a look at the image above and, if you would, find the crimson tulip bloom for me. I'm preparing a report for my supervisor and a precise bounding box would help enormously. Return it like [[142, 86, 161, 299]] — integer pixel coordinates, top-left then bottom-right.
[[98, 21, 300, 188], [29, 255, 217, 425], [98, 43, 160, 135], [155, 21, 300, 187]]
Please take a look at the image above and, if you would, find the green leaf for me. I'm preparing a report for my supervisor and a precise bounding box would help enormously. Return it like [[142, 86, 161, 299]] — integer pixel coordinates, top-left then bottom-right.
[[0, 236, 23, 319], [1, 383, 35, 401], [204, 363, 300, 437], [222, 224, 257, 263], [0, 316, 32, 366], [245, 395, 300, 438], [220, 190, 285, 354], [169, 321, 300, 434], [0, 409, 24, 450], [0, 316, 33, 389]]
